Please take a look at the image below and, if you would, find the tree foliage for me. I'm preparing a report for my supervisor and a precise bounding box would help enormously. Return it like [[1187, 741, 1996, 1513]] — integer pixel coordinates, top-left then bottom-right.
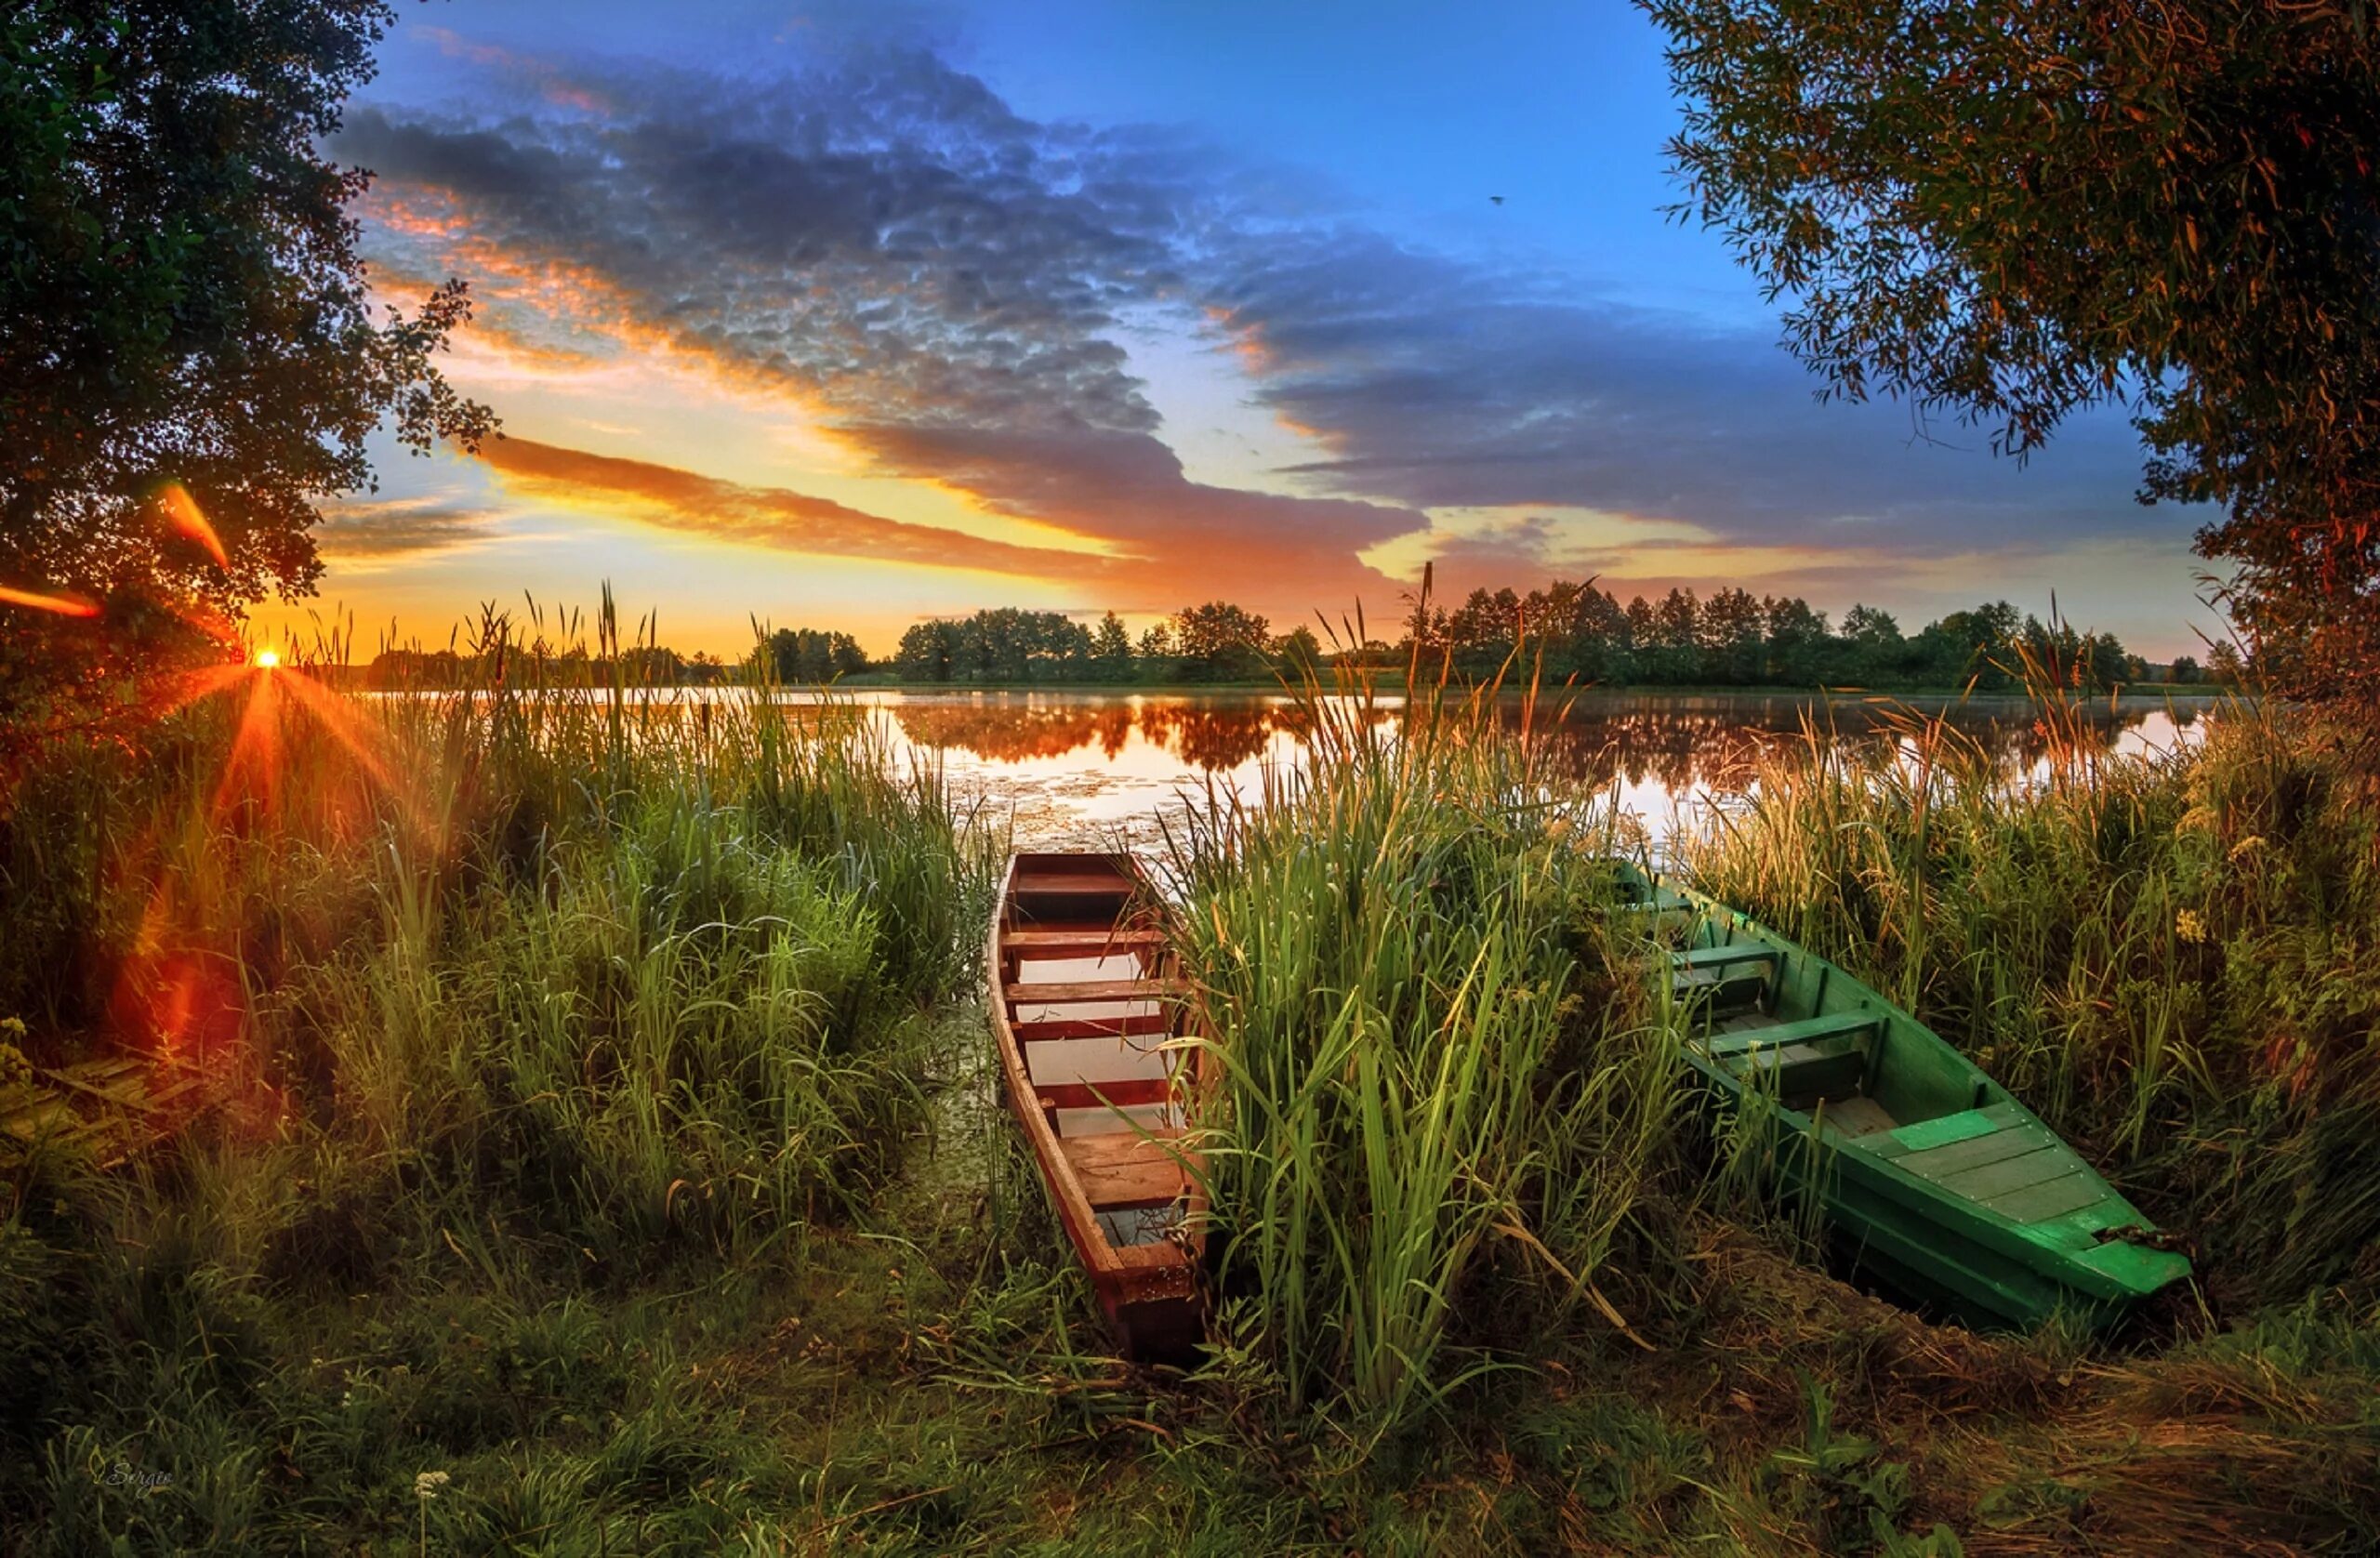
[[1, 0, 493, 698], [1644, 0, 2380, 707], [758, 628, 866, 684]]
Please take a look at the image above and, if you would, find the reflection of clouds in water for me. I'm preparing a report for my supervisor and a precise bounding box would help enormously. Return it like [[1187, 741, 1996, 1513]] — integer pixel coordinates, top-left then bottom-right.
[[864, 691, 2210, 849]]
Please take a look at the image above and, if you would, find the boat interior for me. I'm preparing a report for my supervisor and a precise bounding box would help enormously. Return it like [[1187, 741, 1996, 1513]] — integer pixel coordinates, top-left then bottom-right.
[[1664, 899, 2162, 1247], [1609, 865, 2007, 1143], [997, 853, 1199, 1247]]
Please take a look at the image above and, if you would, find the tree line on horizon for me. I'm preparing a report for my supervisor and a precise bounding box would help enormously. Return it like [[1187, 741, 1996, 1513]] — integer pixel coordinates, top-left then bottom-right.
[[878, 584, 2237, 692], [360, 583, 2238, 692]]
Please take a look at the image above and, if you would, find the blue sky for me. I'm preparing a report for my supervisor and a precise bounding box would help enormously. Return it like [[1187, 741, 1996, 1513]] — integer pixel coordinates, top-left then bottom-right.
[[270, 0, 2219, 658]]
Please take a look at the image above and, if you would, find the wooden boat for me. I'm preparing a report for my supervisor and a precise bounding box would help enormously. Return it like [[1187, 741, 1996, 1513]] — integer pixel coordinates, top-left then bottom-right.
[[988, 852, 1207, 1359], [1608, 861, 2191, 1329]]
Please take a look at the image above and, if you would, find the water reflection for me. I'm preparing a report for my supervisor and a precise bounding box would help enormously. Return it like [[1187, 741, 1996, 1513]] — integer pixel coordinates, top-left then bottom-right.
[[874, 690, 2208, 847]]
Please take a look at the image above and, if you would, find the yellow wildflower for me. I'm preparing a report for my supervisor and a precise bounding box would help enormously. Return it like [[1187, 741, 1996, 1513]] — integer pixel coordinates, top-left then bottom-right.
[[2175, 908, 2209, 944], [2228, 835, 2268, 863]]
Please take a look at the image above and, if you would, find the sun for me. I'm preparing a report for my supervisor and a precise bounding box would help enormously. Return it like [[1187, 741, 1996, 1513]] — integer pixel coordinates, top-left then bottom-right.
[[252, 648, 280, 669]]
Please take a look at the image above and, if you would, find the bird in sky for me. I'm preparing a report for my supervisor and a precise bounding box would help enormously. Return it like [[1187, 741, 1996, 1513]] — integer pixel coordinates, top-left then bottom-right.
[[1489, 194, 1505, 205]]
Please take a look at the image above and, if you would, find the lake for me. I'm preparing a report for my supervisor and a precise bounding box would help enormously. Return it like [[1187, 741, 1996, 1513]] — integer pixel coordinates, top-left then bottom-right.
[[838, 688, 2211, 850]]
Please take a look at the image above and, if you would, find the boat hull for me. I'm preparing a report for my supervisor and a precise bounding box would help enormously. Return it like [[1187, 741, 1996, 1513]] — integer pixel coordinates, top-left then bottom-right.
[[1625, 861, 2189, 1330], [988, 852, 1209, 1360]]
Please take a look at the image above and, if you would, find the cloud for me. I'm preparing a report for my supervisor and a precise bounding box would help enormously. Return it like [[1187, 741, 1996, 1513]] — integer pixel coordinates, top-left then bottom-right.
[[476, 435, 1124, 582], [334, 36, 2181, 620], [472, 434, 1412, 614], [313, 497, 506, 565], [1202, 230, 2165, 554]]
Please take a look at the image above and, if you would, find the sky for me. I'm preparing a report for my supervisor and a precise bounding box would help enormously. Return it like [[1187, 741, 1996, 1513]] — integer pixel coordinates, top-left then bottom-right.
[[259, 0, 2224, 660]]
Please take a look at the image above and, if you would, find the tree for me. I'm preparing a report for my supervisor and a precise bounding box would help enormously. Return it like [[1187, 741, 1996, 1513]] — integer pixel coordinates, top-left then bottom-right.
[[1170, 601, 1272, 680], [2167, 654, 2202, 686], [1699, 588, 1765, 683], [764, 627, 866, 683], [893, 610, 1087, 684], [1091, 612, 1134, 681], [1272, 625, 1325, 680], [1763, 595, 1831, 685], [894, 621, 956, 683], [1646, 0, 2380, 713], [1, 0, 495, 707]]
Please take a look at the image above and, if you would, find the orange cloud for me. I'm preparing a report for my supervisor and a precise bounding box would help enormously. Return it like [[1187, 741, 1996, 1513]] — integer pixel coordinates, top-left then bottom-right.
[[477, 437, 1131, 586]]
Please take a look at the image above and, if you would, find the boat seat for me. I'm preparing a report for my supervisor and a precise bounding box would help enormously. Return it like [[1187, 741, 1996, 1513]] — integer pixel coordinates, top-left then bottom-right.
[[1674, 945, 1780, 971], [1703, 1010, 1883, 1059], [1005, 926, 1168, 959], [1006, 978, 1191, 1006], [1012, 872, 1137, 900], [1674, 946, 1778, 1010], [1059, 1129, 1193, 1210]]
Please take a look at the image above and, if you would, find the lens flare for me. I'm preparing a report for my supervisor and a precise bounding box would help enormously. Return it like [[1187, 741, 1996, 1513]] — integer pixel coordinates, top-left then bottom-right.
[[0, 583, 101, 617], [253, 648, 281, 669], [156, 482, 231, 571]]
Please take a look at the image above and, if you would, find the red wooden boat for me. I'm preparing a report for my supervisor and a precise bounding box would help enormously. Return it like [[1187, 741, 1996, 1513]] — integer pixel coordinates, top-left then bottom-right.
[[987, 852, 1208, 1359]]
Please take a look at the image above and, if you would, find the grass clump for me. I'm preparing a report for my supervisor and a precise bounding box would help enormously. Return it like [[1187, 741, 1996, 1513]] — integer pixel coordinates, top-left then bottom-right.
[[1163, 674, 1676, 1436], [0, 606, 998, 1550]]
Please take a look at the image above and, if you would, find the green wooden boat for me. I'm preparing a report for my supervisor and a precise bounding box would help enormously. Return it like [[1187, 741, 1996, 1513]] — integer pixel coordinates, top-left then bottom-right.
[[1608, 861, 2190, 1329]]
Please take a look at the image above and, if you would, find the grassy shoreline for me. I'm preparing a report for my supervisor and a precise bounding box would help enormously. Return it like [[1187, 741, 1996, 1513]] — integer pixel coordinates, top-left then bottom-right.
[[1, 666, 2371, 1552]]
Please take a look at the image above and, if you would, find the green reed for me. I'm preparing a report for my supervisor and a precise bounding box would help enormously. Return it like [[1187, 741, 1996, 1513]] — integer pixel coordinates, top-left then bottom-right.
[[1162, 659, 1677, 1435]]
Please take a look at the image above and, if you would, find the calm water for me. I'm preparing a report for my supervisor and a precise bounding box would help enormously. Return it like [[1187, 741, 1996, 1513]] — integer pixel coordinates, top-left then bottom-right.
[[838, 689, 2210, 850]]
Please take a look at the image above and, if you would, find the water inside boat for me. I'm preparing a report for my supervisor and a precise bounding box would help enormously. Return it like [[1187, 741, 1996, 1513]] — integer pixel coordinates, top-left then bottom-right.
[[998, 856, 1197, 1247]]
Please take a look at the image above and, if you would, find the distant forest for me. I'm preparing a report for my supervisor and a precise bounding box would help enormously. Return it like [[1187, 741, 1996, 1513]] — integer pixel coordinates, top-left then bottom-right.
[[361, 583, 2241, 692], [879, 585, 2234, 691]]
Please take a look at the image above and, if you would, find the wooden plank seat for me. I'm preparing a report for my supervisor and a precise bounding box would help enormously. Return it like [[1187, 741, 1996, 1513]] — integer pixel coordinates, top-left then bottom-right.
[[1704, 1010, 1883, 1059], [1030, 1078, 1176, 1112], [1012, 872, 1139, 898], [1059, 1129, 1192, 1210], [1674, 945, 1781, 971], [1704, 1012, 1882, 1107], [1012, 1013, 1173, 1042], [1005, 926, 1168, 959], [1005, 978, 1191, 1005], [1674, 957, 1775, 1009]]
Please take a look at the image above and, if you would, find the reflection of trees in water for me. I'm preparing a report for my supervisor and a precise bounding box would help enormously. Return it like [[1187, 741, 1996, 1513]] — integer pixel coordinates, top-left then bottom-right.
[[1514, 696, 2197, 794], [890, 701, 1133, 761], [1132, 702, 1283, 770], [891, 693, 2196, 786]]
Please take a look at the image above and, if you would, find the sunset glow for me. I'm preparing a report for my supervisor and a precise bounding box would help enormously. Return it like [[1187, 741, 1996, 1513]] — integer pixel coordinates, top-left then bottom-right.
[[245, 3, 2215, 659]]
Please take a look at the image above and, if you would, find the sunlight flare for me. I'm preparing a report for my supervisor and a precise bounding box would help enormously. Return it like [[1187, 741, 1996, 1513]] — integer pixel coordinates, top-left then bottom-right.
[[0, 583, 101, 617], [157, 481, 231, 571]]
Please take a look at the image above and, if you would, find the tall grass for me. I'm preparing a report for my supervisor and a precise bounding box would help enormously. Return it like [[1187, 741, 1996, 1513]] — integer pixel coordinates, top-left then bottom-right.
[[1162, 667, 1677, 1434], [0, 604, 996, 1548]]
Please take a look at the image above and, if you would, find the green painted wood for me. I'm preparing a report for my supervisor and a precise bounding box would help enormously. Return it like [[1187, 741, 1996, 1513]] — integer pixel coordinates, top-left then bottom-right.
[[1608, 857, 2192, 1329], [1990, 1171, 2117, 1225], [1705, 1010, 1884, 1057], [1940, 1143, 2086, 1200], [1896, 1123, 2055, 1182], [1871, 1102, 2027, 1156], [1675, 945, 1779, 971]]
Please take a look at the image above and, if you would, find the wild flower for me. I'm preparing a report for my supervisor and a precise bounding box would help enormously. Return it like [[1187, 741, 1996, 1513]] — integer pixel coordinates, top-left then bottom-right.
[[413, 1469, 449, 1501], [2175, 908, 2209, 944]]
